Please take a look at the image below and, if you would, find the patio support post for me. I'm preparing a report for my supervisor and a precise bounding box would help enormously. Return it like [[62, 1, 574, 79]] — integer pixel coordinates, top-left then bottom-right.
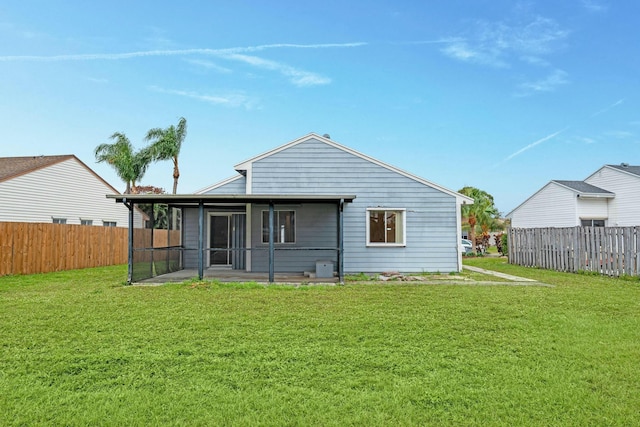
[[125, 199, 134, 284], [150, 203, 155, 278], [339, 199, 345, 284], [268, 202, 275, 283], [198, 201, 204, 280]]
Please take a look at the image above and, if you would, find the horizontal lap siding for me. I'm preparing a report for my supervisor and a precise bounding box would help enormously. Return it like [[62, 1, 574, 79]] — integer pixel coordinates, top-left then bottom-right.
[[203, 176, 246, 194], [586, 168, 640, 226], [0, 158, 141, 227], [511, 183, 578, 228], [251, 138, 458, 273], [250, 203, 337, 273]]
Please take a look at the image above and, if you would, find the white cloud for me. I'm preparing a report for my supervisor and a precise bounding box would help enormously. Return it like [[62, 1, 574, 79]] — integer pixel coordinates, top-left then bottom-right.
[[0, 41, 360, 87], [221, 53, 331, 87], [441, 15, 569, 68], [516, 69, 569, 96], [148, 86, 259, 109], [582, 0, 608, 13], [604, 130, 634, 139], [184, 58, 232, 74]]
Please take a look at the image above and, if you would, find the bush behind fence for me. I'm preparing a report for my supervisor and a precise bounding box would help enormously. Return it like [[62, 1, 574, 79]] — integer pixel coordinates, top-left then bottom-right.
[[0, 222, 179, 276], [508, 226, 640, 276]]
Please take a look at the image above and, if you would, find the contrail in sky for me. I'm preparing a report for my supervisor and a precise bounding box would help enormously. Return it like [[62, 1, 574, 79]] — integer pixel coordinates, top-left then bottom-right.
[[591, 98, 624, 117], [0, 42, 367, 62], [499, 127, 570, 165]]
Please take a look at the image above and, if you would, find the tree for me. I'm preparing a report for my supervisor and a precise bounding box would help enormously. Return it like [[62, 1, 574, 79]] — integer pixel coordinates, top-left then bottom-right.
[[458, 186, 500, 252], [95, 132, 151, 194], [144, 117, 187, 194]]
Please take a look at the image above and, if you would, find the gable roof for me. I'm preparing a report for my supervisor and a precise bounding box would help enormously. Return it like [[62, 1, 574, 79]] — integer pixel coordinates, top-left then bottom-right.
[[602, 164, 640, 178], [0, 154, 122, 195], [552, 180, 615, 196], [506, 179, 614, 218], [233, 133, 473, 203], [0, 155, 74, 183]]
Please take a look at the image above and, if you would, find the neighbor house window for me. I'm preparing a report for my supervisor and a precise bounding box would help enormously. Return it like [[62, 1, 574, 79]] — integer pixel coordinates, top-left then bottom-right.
[[262, 210, 295, 243], [103, 221, 117, 227], [581, 219, 605, 227], [367, 208, 406, 246], [52, 217, 67, 224], [80, 219, 93, 226]]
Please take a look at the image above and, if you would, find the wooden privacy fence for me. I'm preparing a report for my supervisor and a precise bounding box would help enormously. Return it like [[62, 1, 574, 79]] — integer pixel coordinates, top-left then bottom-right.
[[508, 226, 640, 276], [0, 222, 179, 276]]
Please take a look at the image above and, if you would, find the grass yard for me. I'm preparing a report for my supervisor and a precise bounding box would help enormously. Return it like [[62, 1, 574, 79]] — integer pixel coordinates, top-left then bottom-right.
[[1, 259, 640, 426]]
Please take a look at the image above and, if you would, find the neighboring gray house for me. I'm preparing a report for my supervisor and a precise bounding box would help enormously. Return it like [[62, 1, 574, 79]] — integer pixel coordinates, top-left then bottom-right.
[[507, 164, 640, 228], [0, 155, 143, 228], [113, 133, 473, 282]]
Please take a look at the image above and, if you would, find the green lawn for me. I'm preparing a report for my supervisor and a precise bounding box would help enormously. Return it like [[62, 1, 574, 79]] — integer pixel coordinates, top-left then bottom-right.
[[1, 260, 639, 426]]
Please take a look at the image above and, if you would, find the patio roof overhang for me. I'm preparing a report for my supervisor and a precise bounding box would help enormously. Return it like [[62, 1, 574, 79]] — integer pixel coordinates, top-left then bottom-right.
[[108, 193, 356, 284], [107, 193, 356, 206]]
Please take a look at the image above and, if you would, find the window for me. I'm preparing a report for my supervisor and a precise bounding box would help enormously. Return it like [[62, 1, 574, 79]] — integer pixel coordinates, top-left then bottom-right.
[[367, 209, 405, 246], [581, 219, 605, 227], [52, 217, 67, 224], [103, 221, 117, 227], [262, 210, 295, 243], [80, 219, 93, 226]]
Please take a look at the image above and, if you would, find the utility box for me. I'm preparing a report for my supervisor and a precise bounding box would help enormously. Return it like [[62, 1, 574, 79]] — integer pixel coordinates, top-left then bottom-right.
[[315, 260, 334, 278]]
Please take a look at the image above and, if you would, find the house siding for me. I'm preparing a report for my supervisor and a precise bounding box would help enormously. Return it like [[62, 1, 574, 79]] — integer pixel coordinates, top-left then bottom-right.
[[250, 138, 459, 273], [201, 176, 247, 194], [0, 158, 141, 228], [249, 203, 338, 273], [586, 167, 640, 226], [576, 198, 609, 223], [510, 182, 578, 228]]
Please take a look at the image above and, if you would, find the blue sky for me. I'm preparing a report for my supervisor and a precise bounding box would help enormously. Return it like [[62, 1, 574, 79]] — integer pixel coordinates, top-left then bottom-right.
[[1, 0, 638, 213]]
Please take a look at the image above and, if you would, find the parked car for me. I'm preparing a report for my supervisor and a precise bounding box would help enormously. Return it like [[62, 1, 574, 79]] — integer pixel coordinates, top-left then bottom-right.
[[461, 238, 473, 254]]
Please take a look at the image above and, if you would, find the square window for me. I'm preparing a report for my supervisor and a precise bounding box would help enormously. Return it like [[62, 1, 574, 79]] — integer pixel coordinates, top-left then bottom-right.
[[262, 210, 295, 243], [367, 209, 405, 246]]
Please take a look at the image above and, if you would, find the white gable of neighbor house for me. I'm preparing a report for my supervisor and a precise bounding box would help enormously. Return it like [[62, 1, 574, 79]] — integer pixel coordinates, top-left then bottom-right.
[[0, 157, 142, 227], [509, 182, 581, 228], [585, 166, 640, 226]]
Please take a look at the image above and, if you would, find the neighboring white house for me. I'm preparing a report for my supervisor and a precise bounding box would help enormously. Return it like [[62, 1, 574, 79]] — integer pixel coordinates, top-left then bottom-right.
[[0, 154, 143, 228], [507, 164, 640, 228]]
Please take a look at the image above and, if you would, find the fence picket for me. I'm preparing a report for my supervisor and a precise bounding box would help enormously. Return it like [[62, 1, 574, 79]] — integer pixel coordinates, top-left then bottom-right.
[[509, 226, 640, 276]]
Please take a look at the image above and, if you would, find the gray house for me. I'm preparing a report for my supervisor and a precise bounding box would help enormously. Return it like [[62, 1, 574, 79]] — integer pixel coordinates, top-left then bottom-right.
[[112, 133, 472, 283]]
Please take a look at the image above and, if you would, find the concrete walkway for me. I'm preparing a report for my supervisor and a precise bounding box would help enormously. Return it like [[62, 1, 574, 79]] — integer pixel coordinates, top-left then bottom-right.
[[463, 265, 553, 286]]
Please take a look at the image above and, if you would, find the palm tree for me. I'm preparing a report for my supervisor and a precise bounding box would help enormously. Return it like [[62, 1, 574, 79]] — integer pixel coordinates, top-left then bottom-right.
[[459, 186, 499, 252], [144, 117, 187, 194], [95, 132, 151, 193]]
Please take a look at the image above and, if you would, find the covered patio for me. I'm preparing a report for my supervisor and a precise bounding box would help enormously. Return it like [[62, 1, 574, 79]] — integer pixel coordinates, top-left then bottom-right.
[[108, 193, 355, 284]]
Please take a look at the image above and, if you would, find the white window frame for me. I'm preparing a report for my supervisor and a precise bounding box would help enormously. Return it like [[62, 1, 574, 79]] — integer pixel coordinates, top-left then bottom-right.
[[80, 218, 93, 226], [102, 220, 117, 227], [261, 210, 296, 244], [52, 217, 67, 224], [366, 208, 406, 247]]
